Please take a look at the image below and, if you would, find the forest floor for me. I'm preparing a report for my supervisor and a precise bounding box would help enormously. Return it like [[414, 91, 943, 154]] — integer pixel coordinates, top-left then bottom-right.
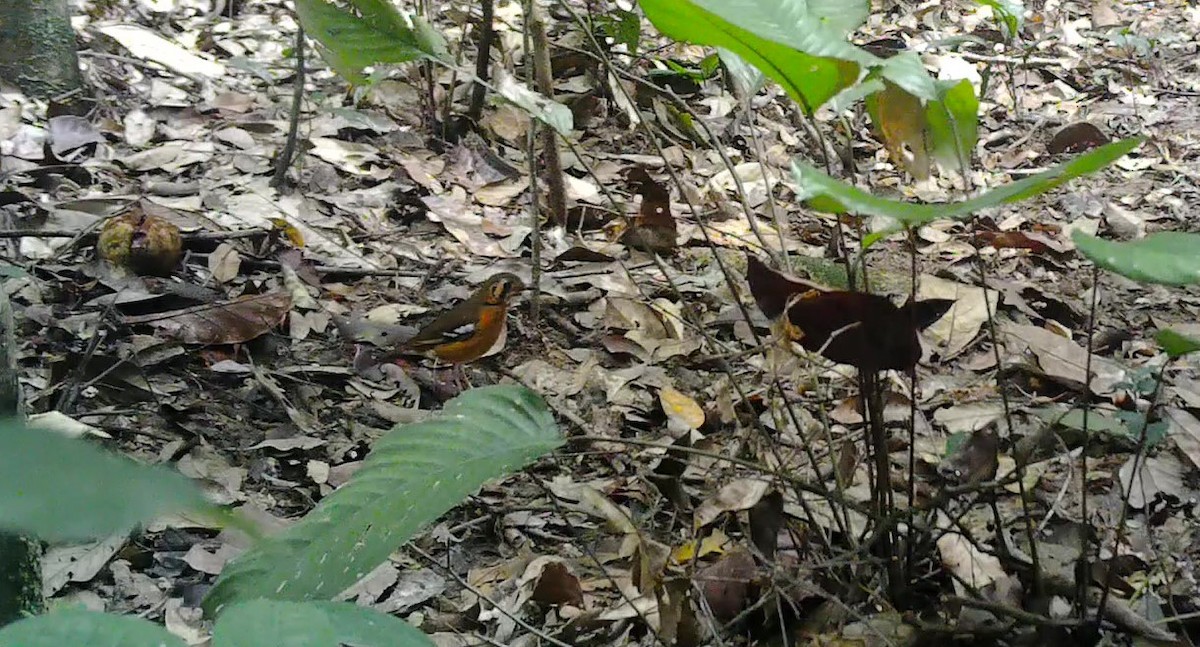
[[2, 0, 1200, 644]]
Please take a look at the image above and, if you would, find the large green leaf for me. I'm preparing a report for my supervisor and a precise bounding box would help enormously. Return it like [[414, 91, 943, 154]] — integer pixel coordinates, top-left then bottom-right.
[[1072, 231, 1200, 287], [294, 0, 449, 83], [202, 386, 562, 616], [640, 0, 859, 112], [0, 609, 185, 647], [641, 0, 939, 104], [213, 600, 434, 647], [1157, 329, 1200, 359], [791, 137, 1143, 234], [0, 418, 214, 542]]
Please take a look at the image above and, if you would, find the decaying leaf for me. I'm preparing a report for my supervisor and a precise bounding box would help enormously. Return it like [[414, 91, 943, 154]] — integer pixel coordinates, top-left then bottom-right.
[[121, 292, 292, 345], [694, 548, 757, 624]]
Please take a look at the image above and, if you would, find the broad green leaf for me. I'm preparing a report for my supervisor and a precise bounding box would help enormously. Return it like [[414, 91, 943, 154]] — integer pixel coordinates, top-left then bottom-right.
[[1072, 231, 1200, 286], [213, 600, 434, 647], [202, 386, 562, 616], [494, 70, 573, 135], [926, 78, 979, 172], [0, 609, 185, 647], [0, 418, 214, 542], [792, 137, 1142, 233], [294, 0, 449, 84], [640, 0, 861, 113], [1157, 329, 1200, 358]]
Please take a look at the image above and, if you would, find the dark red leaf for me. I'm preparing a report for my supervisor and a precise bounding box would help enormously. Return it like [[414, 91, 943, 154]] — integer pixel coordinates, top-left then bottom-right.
[[746, 255, 954, 371], [744, 255, 829, 319], [1047, 122, 1110, 155], [531, 561, 584, 607], [973, 230, 1052, 254], [695, 549, 757, 624]]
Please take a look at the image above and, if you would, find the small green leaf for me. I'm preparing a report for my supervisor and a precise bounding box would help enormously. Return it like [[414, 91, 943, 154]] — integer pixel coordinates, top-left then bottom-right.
[[792, 137, 1143, 227], [203, 385, 562, 616], [0, 609, 185, 647], [598, 9, 641, 54], [1157, 329, 1200, 358], [0, 418, 214, 542], [1072, 231, 1200, 286], [213, 600, 434, 647], [972, 0, 1024, 37]]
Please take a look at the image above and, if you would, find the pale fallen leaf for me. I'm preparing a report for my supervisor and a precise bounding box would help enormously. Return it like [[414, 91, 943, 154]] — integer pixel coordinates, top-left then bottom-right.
[[918, 275, 997, 358], [933, 402, 1004, 434], [208, 242, 241, 284], [99, 24, 226, 78], [937, 531, 1006, 589], [1166, 408, 1200, 470], [1119, 454, 1185, 509], [694, 478, 770, 529]]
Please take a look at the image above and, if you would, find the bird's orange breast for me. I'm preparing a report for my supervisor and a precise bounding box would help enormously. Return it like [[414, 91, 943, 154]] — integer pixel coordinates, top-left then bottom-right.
[[430, 305, 507, 363]]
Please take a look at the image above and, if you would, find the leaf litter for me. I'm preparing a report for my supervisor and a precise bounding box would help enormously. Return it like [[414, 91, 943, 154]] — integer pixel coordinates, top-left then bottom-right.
[[2, 0, 1200, 644]]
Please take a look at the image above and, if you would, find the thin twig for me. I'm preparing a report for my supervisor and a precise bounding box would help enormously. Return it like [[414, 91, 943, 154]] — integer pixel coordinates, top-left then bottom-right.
[[272, 25, 306, 190]]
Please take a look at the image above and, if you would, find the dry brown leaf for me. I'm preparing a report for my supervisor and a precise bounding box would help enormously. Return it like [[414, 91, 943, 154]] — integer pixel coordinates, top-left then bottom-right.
[[694, 548, 757, 624], [1001, 323, 1127, 394], [521, 557, 584, 607]]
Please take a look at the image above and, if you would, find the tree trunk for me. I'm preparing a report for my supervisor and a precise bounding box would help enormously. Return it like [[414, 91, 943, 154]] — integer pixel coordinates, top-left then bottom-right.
[[0, 286, 43, 627], [0, 0, 83, 99]]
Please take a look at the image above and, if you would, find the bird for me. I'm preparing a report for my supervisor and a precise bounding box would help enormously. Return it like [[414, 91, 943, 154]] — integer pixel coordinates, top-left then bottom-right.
[[392, 272, 525, 388]]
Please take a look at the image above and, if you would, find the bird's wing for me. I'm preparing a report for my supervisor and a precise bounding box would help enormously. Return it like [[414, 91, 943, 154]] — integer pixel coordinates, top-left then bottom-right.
[[403, 304, 480, 351]]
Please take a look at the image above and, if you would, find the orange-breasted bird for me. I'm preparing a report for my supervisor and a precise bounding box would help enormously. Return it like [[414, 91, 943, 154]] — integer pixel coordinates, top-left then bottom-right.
[[392, 272, 525, 386]]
